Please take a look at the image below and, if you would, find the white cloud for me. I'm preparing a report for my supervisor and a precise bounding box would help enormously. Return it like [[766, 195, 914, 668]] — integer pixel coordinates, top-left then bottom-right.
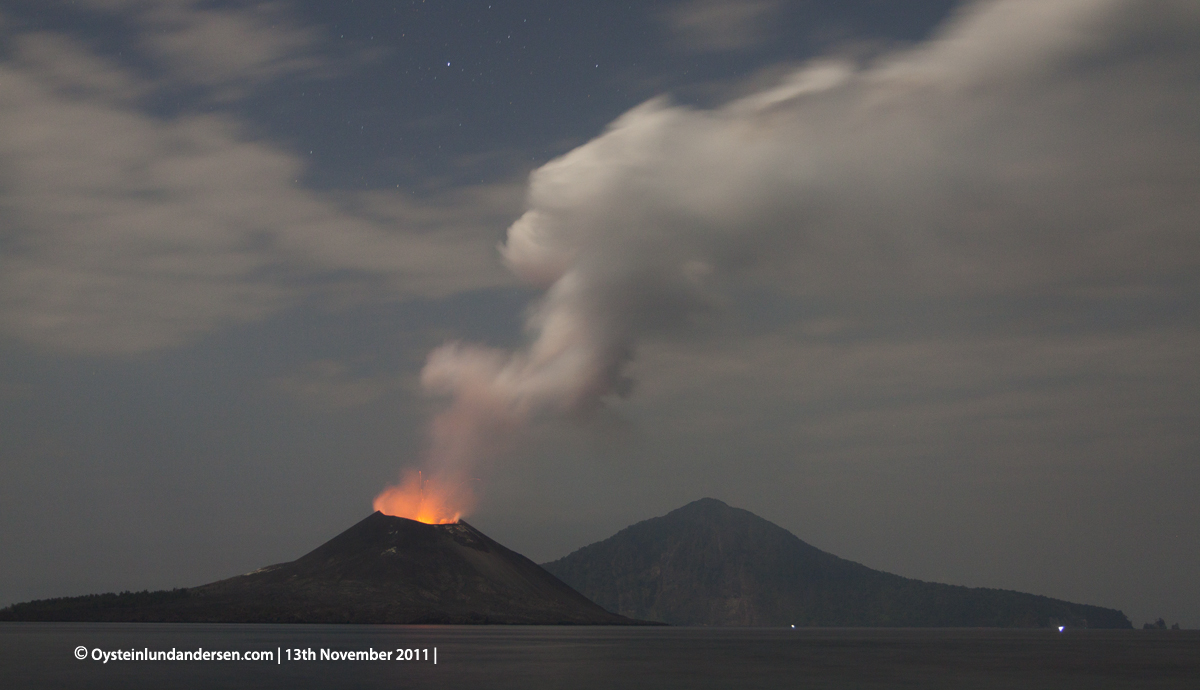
[[509, 0, 1199, 310], [72, 0, 332, 98], [412, 0, 1199, 483], [0, 24, 515, 355], [660, 0, 784, 52]]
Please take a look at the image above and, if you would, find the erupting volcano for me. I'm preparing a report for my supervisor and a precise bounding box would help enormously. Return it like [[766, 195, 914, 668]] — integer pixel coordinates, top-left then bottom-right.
[[0, 512, 647, 625]]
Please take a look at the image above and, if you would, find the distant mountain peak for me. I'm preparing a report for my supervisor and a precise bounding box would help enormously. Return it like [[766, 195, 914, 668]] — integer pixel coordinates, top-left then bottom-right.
[[667, 497, 736, 516], [679, 497, 728, 508], [543, 499, 1132, 629]]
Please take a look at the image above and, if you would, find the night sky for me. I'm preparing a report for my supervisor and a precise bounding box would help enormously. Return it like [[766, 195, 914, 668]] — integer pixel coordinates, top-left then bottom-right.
[[2, 0, 1197, 628]]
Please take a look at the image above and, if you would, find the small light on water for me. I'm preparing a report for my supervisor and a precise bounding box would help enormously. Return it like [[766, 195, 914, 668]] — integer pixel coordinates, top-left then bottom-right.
[[791, 625, 795, 629], [1058, 626, 1065, 632]]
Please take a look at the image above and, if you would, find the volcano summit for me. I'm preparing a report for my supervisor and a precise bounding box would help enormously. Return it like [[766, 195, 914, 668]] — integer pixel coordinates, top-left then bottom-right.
[[0, 512, 639, 625]]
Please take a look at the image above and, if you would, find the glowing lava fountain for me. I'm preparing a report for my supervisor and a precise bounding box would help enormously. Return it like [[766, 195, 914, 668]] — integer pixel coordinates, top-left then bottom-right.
[[373, 470, 473, 524]]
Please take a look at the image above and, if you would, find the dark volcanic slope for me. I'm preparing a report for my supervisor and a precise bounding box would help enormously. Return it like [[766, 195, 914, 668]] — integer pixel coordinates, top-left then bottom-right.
[[1, 512, 639, 625], [542, 498, 1131, 628]]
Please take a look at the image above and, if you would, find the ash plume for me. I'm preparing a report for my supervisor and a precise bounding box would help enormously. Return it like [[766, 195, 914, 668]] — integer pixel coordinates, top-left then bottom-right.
[[414, 0, 1200, 494]]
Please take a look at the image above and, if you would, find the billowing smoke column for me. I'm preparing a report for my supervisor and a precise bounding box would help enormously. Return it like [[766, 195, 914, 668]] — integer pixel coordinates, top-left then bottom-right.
[[385, 0, 1199, 517]]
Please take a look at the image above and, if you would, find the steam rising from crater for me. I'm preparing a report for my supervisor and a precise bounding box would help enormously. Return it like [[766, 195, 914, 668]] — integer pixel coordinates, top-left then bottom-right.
[[383, 0, 1200, 513]]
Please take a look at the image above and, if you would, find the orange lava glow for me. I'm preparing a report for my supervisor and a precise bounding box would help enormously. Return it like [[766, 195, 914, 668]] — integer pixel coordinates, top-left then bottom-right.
[[373, 470, 471, 524]]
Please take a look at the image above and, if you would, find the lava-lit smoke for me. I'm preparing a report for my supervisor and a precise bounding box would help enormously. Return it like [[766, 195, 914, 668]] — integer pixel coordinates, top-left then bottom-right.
[[372, 346, 525, 522], [373, 470, 472, 524], [380, 0, 1200, 518]]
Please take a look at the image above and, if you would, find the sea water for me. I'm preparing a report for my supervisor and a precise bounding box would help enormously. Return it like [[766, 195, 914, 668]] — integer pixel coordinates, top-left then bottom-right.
[[2, 623, 1196, 689]]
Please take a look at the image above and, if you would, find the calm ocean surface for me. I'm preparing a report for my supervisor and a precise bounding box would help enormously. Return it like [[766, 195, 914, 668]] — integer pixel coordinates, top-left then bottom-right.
[[2, 623, 1196, 689]]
